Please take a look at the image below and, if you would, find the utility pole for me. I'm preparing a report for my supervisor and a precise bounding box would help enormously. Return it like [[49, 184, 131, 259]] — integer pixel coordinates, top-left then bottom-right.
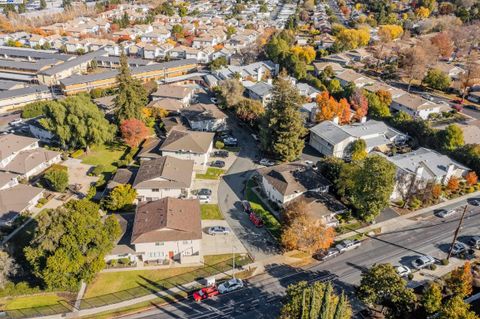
[[447, 205, 469, 260]]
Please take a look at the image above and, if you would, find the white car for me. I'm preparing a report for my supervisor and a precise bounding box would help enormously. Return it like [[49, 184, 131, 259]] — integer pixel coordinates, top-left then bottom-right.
[[435, 209, 457, 218], [210, 97, 218, 104], [411, 255, 435, 270], [335, 240, 361, 253], [9, 119, 23, 126], [217, 278, 244, 294], [396, 265, 411, 277], [207, 226, 230, 236], [451, 242, 468, 255], [259, 158, 275, 166]]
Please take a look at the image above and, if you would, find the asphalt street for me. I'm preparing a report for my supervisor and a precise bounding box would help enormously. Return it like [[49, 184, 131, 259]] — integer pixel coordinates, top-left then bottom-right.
[[122, 197, 480, 319]]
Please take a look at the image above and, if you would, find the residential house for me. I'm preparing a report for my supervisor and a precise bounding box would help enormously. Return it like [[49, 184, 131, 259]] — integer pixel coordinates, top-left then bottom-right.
[[335, 69, 375, 88], [0, 134, 39, 168], [296, 82, 320, 100], [159, 130, 214, 170], [312, 62, 344, 77], [246, 81, 273, 106], [309, 119, 406, 159], [0, 183, 44, 226], [133, 156, 194, 201], [131, 197, 202, 263], [391, 93, 442, 120], [180, 103, 227, 131], [151, 85, 195, 106], [257, 162, 331, 206], [384, 148, 468, 200]]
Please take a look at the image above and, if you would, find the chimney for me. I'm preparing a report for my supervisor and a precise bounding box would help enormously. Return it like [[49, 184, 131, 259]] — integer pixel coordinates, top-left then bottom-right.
[[267, 78, 273, 85], [444, 164, 456, 183], [332, 116, 339, 124], [415, 166, 424, 178], [360, 116, 367, 123], [257, 67, 263, 82]]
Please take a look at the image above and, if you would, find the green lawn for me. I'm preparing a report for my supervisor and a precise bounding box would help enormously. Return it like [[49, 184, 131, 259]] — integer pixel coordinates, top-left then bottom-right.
[[80, 143, 128, 173], [196, 168, 225, 180], [84, 254, 251, 299], [201, 204, 224, 220], [246, 179, 282, 239], [3, 294, 64, 310]]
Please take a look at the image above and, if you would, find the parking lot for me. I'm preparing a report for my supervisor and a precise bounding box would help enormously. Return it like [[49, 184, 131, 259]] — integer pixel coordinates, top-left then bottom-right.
[[201, 220, 248, 256]]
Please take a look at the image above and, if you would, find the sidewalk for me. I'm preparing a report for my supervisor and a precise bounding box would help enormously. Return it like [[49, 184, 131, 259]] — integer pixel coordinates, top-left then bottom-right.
[[336, 191, 480, 241]]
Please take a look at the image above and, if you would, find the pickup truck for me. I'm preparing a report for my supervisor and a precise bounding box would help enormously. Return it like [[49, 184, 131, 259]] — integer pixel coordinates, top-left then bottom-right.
[[335, 240, 361, 253]]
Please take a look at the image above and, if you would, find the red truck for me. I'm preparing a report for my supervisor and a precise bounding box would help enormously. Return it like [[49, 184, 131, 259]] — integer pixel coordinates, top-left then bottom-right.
[[249, 212, 264, 227], [193, 286, 219, 302]]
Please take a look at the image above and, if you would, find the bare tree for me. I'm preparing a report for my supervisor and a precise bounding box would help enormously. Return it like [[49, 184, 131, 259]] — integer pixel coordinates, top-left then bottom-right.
[[0, 250, 17, 288], [457, 54, 480, 101], [399, 44, 432, 92]]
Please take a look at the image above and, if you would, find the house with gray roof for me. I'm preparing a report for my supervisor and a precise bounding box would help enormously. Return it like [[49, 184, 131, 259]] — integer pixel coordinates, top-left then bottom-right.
[[0, 85, 52, 112], [180, 103, 227, 132], [309, 119, 407, 159], [391, 93, 442, 120], [383, 148, 469, 200], [0, 182, 44, 226], [246, 81, 273, 106]]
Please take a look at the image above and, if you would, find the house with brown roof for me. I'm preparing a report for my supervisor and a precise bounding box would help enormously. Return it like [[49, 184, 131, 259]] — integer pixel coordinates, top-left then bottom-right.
[[180, 103, 227, 132], [151, 85, 195, 106], [391, 93, 442, 120], [133, 156, 194, 201], [257, 163, 332, 205], [0, 183, 44, 226], [160, 130, 214, 170], [0, 134, 38, 168], [131, 197, 202, 263]]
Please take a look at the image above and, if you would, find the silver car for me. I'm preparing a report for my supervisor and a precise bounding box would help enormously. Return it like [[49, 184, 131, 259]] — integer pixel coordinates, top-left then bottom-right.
[[207, 226, 230, 236], [411, 256, 435, 269]]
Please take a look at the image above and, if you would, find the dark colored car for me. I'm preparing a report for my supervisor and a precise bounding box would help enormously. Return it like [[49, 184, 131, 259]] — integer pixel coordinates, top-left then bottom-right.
[[198, 188, 212, 196], [211, 160, 225, 168], [213, 150, 229, 158], [241, 200, 252, 214]]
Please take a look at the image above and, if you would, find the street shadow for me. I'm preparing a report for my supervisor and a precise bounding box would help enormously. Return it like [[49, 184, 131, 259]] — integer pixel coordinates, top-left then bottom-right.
[[345, 261, 369, 273], [399, 255, 418, 267], [435, 243, 452, 254], [264, 263, 337, 290]]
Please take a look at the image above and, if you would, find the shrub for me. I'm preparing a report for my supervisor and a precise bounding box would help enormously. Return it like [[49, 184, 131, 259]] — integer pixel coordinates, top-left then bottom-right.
[[86, 185, 96, 200], [394, 199, 404, 207], [407, 273, 414, 280], [38, 198, 48, 205], [44, 168, 69, 192], [441, 259, 449, 266], [118, 257, 130, 265], [109, 259, 118, 267], [215, 140, 225, 149], [70, 149, 84, 158], [467, 187, 475, 193], [430, 264, 437, 271], [409, 197, 422, 210], [91, 164, 105, 176]]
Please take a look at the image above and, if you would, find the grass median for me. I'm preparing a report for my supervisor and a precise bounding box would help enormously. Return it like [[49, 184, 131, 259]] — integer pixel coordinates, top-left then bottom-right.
[[196, 168, 225, 180], [201, 204, 224, 220]]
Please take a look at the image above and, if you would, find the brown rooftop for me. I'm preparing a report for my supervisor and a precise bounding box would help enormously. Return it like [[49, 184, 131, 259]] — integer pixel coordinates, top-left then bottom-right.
[[0, 134, 38, 161], [151, 85, 194, 100], [160, 130, 214, 154], [133, 156, 193, 190], [3, 148, 60, 175], [131, 197, 202, 244]]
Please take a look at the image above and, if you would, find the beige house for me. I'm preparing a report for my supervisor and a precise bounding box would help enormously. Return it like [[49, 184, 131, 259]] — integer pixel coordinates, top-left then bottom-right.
[[131, 197, 202, 264], [151, 85, 195, 106]]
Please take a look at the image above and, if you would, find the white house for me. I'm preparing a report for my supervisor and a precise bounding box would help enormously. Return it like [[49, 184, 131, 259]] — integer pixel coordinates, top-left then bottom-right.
[[335, 69, 375, 88], [391, 93, 442, 120], [131, 197, 202, 264], [257, 162, 331, 206], [133, 156, 194, 201], [0, 134, 39, 168], [384, 148, 469, 200], [309, 119, 407, 159], [151, 85, 195, 107], [181, 103, 227, 132], [160, 130, 214, 170]]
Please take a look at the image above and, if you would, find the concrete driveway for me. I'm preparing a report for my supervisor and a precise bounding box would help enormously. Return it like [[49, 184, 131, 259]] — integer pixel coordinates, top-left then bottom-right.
[[63, 158, 98, 196], [201, 220, 247, 256]]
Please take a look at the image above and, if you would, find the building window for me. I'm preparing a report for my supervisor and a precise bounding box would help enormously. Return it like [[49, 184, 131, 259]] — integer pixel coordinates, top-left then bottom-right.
[[155, 242, 164, 246], [152, 188, 159, 192]]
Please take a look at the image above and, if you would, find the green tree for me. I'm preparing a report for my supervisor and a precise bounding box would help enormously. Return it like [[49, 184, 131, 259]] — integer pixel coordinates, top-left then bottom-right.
[[24, 200, 121, 289], [366, 92, 391, 119], [226, 25, 236, 38], [357, 263, 417, 318], [439, 295, 479, 319], [423, 68, 451, 91], [441, 124, 464, 151], [280, 281, 352, 319], [209, 57, 228, 70], [235, 98, 264, 124], [39, 95, 116, 150], [259, 75, 307, 162], [350, 155, 396, 221], [422, 282, 443, 314], [40, 0, 46, 9], [349, 139, 367, 161], [114, 51, 148, 123], [103, 184, 137, 211], [328, 79, 343, 97], [22, 101, 52, 118], [217, 78, 245, 108], [44, 168, 69, 193]]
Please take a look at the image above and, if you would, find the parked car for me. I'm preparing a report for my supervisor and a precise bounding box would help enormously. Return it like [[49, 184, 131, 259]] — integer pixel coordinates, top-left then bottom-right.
[[223, 137, 238, 147], [259, 158, 275, 166], [469, 236, 480, 249], [451, 242, 468, 255], [435, 209, 457, 218], [210, 97, 218, 104], [213, 150, 229, 158], [421, 94, 434, 101], [251, 134, 259, 141], [9, 119, 23, 126], [396, 265, 412, 277], [249, 212, 264, 227], [211, 160, 225, 168], [193, 286, 219, 302], [452, 104, 463, 112], [468, 199, 480, 206], [411, 255, 435, 269], [313, 249, 339, 261], [450, 99, 464, 105], [241, 200, 253, 214], [335, 240, 361, 253], [208, 226, 230, 236], [198, 188, 212, 196], [218, 278, 244, 294]]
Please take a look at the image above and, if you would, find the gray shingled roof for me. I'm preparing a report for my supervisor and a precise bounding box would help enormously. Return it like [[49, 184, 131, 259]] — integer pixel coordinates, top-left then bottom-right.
[[40, 49, 107, 76], [0, 85, 50, 100], [0, 46, 73, 61]]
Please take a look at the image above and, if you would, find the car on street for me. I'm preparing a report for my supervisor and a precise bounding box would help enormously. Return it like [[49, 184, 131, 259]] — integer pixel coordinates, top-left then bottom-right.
[[198, 188, 212, 196], [411, 255, 435, 269], [469, 236, 480, 249], [210, 97, 218, 104], [259, 158, 276, 166], [223, 137, 238, 147], [211, 160, 225, 168], [421, 94, 434, 101], [335, 240, 361, 253], [451, 242, 468, 255], [435, 209, 457, 218], [313, 248, 339, 261], [395, 265, 412, 277], [208, 226, 230, 236], [249, 212, 264, 227], [241, 200, 253, 214], [213, 150, 229, 158], [218, 278, 244, 294], [193, 286, 219, 302], [9, 119, 23, 126], [468, 198, 480, 206], [450, 99, 464, 104]]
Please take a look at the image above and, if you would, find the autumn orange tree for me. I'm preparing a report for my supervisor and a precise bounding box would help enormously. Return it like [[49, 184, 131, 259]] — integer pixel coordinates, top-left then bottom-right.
[[120, 118, 149, 148], [349, 89, 368, 120], [432, 184, 442, 199], [446, 261, 473, 297], [281, 200, 335, 254], [315, 91, 351, 123], [431, 32, 454, 59], [447, 176, 460, 192], [466, 171, 478, 186]]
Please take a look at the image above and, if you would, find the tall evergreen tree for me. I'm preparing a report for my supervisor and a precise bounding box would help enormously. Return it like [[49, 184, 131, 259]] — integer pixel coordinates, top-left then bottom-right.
[[114, 51, 147, 123], [259, 74, 307, 162]]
